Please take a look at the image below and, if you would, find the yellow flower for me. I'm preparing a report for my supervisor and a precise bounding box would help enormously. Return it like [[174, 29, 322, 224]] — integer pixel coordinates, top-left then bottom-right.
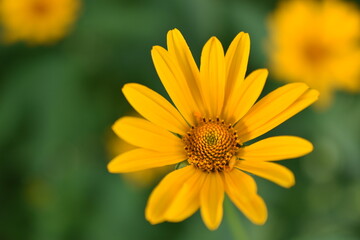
[[267, 0, 360, 108], [108, 29, 319, 230], [0, 0, 80, 44], [107, 129, 172, 188]]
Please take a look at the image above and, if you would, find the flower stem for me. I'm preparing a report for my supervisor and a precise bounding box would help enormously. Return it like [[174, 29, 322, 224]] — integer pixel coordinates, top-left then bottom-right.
[[225, 197, 249, 240]]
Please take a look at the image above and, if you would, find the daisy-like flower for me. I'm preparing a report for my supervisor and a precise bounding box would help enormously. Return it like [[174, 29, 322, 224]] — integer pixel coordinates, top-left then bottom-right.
[[0, 0, 80, 44], [108, 29, 319, 230], [267, 0, 360, 108]]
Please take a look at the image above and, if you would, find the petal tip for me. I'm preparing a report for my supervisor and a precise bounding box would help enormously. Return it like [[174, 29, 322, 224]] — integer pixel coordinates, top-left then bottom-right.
[[151, 45, 164, 53], [253, 216, 268, 225], [243, 32, 250, 42], [296, 82, 310, 89], [312, 89, 320, 99], [203, 220, 221, 231], [106, 161, 115, 173], [145, 213, 163, 225], [207, 225, 220, 231], [306, 140, 314, 153], [257, 68, 269, 77], [122, 83, 134, 92], [151, 45, 158, 52], [169, 28, 180, 34], [111, 118, 122, 133], [145, 205, 162, 225], [207, 36, 221, 46], [304, 88, 320, 105], [283, 177, 296, 188], [107, 158, 123, 173]]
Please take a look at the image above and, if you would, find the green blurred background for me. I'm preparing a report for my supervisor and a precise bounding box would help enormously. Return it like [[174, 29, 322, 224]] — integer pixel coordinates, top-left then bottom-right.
[[1, 0, 360, 239]]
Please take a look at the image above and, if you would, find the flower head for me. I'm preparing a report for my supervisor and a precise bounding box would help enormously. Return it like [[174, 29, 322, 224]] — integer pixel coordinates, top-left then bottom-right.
[[108, 29, 319, 230], [0, 0, 80, 44], [267, 0, 360, 108]]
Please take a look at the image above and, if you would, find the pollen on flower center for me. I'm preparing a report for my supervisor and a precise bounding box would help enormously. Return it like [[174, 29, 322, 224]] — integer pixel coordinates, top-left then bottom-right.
[[183, 118, 240, 173]]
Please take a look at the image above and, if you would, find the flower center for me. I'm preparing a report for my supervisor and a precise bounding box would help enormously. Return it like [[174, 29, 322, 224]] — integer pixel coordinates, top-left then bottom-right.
[[183, 118, 239, 173], [31, 1, 50, 17], [302, 41, 330, 66]]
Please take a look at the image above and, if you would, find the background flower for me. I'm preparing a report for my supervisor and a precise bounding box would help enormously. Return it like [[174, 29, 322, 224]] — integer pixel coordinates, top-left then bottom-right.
[[267, 0, 360, 108], [0, 0, 80, 44]]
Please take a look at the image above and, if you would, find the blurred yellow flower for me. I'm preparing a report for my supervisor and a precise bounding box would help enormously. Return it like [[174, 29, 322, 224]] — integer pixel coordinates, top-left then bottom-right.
[[0, 0, 80, 44], [108, 29, 318, 230], [107, 131, 171, 188], [267, 0, 360, 108]]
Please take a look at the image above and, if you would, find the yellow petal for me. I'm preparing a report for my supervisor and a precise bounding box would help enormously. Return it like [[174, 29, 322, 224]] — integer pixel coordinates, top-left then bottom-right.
[[236, 83, 319, 142], [122, 83, 188, 135], [165, 169, 206, 222], [200, 172, 224, 230], [223, 169, 257, 199], [107, 148, 185, 173], [199, 37, 226, 118], [151, 46, 200, 125], [239, 82, 308, 126], [245, 89, 319, 140], [223, 69, 268, 123], [225, 32, 250, 99], [237, 136, 313, 161], [166, 29, 205, 113], [145, 166, 195, 224], [112, 117, 183, 152], [224, 170, 267, 225], [236, 161, 295, 188]]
